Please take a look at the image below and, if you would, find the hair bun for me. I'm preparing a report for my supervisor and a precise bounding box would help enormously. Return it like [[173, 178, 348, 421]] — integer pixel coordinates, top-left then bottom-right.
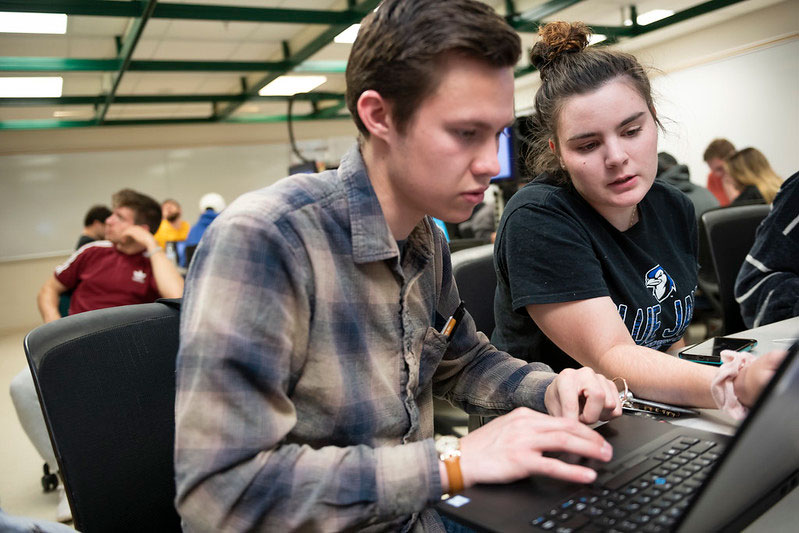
[[530, 21, 590, 73]]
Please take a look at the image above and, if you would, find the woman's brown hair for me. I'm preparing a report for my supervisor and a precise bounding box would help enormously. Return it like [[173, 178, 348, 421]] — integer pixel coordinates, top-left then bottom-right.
[[528, 21, 658, 180]]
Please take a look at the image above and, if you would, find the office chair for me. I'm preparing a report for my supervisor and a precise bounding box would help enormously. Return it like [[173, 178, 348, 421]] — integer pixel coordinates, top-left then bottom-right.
[[451, 244, 497, 337], [700, 205, 770, 335], [23, 299, 183, 533], [435, 244, 498, 435]]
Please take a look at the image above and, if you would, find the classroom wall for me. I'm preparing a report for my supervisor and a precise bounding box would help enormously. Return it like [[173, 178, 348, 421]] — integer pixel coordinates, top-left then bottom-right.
[[1, 0, 796, 332], [513, 0, 798, 181], [0, 131, 358, 333]]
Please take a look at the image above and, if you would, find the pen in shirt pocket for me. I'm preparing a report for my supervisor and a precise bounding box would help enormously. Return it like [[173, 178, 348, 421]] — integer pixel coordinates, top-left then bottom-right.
[[440, 301, 466, 340]]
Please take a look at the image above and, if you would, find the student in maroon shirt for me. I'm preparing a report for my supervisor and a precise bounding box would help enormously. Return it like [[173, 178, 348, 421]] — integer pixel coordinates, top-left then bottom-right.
[[38, 188, 184, 321], [11, 188, 183, 523]]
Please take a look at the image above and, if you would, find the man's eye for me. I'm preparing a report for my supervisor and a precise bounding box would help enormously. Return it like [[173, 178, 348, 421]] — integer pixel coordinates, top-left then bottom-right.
[[457, 130, 476, 140]]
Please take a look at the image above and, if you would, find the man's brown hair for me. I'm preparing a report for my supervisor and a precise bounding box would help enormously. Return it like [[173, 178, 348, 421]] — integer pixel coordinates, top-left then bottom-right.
[[345, 0, 521, 137], [703, 138, 736, 163], [112, 189, 162, 234]]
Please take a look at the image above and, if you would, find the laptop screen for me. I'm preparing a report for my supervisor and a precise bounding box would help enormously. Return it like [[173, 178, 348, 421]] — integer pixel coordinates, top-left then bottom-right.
[[678, 340, 799, 531]]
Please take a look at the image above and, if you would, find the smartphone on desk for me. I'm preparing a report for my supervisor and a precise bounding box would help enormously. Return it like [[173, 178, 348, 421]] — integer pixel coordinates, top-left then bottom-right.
[[678, 336, 757, 365]]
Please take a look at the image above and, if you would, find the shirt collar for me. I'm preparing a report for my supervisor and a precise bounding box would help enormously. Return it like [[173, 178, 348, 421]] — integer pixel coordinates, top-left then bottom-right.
[[340, 144, 435, 265]]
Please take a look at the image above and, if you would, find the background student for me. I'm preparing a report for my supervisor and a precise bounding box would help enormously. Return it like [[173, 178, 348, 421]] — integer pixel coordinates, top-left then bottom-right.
[[75, 205, 112, 249], [491, 21, 783, 412], [735, 172, 799, 328], [174, 3, 621, 531], [722, 146, 783, 206], [703, 138, 736, 206], [10, 189, 183, 523], [153, 198, 190, 250]]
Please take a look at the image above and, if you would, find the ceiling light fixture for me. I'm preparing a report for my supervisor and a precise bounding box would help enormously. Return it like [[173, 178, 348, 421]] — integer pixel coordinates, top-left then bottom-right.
[[624, 9, 674, 26], [53, 110, 89, 118], [259, 76, 327, 97], [588, 34, 607, 46], [0, 77, 63, 97], [0, 12, 67, 34], [334, 24, 360, 44]]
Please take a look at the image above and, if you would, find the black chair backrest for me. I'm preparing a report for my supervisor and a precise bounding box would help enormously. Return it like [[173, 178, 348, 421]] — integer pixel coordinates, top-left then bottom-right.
[[23, 299, 183, 533], [451, 244, 497, 337], [184, 243, 198, 267], [700, 205, 770, 335]]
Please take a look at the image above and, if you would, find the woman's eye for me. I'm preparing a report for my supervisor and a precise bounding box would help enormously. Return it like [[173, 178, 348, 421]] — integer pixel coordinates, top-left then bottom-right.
[[624, 127, 641, 137], [578, 142, 598, 152]]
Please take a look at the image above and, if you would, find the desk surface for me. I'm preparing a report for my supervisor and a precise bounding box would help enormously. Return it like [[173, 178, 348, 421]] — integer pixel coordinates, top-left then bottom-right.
[[739, 315, 798, 355]]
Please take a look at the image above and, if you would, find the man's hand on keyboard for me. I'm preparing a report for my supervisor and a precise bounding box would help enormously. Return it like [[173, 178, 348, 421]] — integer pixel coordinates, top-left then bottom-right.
[[458, 407, 613, 487], [545, 366, 623, 424]]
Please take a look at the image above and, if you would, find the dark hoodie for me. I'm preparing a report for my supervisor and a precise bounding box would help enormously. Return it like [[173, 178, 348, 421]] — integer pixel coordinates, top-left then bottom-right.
[[656, 163, 719, 223]]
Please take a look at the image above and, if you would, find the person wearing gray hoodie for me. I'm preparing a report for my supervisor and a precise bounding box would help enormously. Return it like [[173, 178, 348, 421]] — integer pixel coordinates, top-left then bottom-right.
[[656, 152, 719, 224]]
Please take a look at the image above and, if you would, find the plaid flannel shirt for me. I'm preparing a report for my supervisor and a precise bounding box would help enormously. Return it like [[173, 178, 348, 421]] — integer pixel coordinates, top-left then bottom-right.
[[174, 145, 556, 532]]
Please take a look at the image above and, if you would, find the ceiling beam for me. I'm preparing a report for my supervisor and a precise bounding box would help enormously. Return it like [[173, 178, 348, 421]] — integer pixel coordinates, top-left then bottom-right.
[[626, 0, 750, 36], [0, 92, 346, 106], [213, 0, 380, 121], [511, 0, 747, 37], [0, 58, 349, 73], [512, 0, 750, 77], [513, 0, 584, 28], [0, 108, 350, 130], [0, 1, 369, 25], [95, 0, 158, 124]]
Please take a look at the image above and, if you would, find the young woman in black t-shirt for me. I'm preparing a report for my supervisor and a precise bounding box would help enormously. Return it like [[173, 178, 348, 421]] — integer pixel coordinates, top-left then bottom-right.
[[492, 21, 784, 413]]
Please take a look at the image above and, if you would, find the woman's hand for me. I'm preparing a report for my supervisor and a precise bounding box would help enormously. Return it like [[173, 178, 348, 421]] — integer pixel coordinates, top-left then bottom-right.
[[733, 349, 786, 407], [545, 367, 622, 424]]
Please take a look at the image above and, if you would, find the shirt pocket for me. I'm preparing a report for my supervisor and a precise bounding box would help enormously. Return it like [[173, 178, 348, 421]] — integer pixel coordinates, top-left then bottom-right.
[[417, 326, 448, 391]]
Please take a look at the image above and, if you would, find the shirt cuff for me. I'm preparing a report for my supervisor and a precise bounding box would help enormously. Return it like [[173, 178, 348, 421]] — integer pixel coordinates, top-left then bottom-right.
[[512, 369, 557, 413], [375, 439, 440, 517]]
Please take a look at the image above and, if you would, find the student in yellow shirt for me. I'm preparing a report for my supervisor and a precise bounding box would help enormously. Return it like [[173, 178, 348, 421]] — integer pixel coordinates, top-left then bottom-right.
[[154, 198, 190, 249]]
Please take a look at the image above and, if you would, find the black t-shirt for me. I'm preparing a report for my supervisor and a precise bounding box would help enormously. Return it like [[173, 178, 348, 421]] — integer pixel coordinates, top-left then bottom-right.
[[491, 176, 698, 372]]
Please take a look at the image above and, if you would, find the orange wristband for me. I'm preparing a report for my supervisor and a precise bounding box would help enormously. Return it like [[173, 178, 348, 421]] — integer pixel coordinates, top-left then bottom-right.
[[442, 453, 464, 493]]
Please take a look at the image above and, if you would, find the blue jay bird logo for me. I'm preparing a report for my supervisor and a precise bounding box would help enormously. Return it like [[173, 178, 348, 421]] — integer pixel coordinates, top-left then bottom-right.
[[645, 265, 676, 302]]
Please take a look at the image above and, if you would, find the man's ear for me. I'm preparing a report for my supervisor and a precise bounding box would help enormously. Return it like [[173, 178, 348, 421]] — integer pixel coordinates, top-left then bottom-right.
[[357, 90, 392, 141]]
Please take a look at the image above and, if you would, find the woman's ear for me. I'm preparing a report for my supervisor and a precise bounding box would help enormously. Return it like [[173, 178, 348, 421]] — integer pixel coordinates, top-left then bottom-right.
[[357, 90, 392, 141], [549, 139, 566, 169]]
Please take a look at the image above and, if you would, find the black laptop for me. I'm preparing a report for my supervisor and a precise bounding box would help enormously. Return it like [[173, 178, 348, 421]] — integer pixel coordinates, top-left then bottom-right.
[[438, 341, 799, 532]]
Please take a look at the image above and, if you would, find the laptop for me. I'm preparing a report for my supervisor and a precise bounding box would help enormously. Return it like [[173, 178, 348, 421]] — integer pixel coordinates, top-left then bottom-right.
[[438, 340, 799, 532]]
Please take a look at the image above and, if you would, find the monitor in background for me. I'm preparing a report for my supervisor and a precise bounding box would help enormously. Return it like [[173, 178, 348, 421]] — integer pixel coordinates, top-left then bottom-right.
[[490, 127, 514, 183], [431, 218, 450, 242]]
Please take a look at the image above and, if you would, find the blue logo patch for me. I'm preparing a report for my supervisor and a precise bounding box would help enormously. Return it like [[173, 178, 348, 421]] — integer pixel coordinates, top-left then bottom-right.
[[644, 265, 676, 302]]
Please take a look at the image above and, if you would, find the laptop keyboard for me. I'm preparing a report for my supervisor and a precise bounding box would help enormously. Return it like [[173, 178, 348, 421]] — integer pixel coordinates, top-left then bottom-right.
[[530, 436, 725, 533]]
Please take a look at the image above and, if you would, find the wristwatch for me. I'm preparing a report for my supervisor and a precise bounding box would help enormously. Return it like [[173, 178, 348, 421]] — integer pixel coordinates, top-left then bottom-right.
[[435, 435, 464, 494]]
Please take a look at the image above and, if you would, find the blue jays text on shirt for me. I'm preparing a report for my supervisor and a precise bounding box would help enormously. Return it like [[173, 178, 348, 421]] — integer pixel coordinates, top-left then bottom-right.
[[617, 265, 695, 350]]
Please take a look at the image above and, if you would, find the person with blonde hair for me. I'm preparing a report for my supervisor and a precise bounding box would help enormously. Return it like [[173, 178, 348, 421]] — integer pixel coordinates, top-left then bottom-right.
[[723, 147, 783, 205]]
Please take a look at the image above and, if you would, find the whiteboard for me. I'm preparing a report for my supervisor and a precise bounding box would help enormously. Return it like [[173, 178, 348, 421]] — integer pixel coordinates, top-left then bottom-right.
[[0, 136, 356, 260], [654, 38, 798, 184]]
